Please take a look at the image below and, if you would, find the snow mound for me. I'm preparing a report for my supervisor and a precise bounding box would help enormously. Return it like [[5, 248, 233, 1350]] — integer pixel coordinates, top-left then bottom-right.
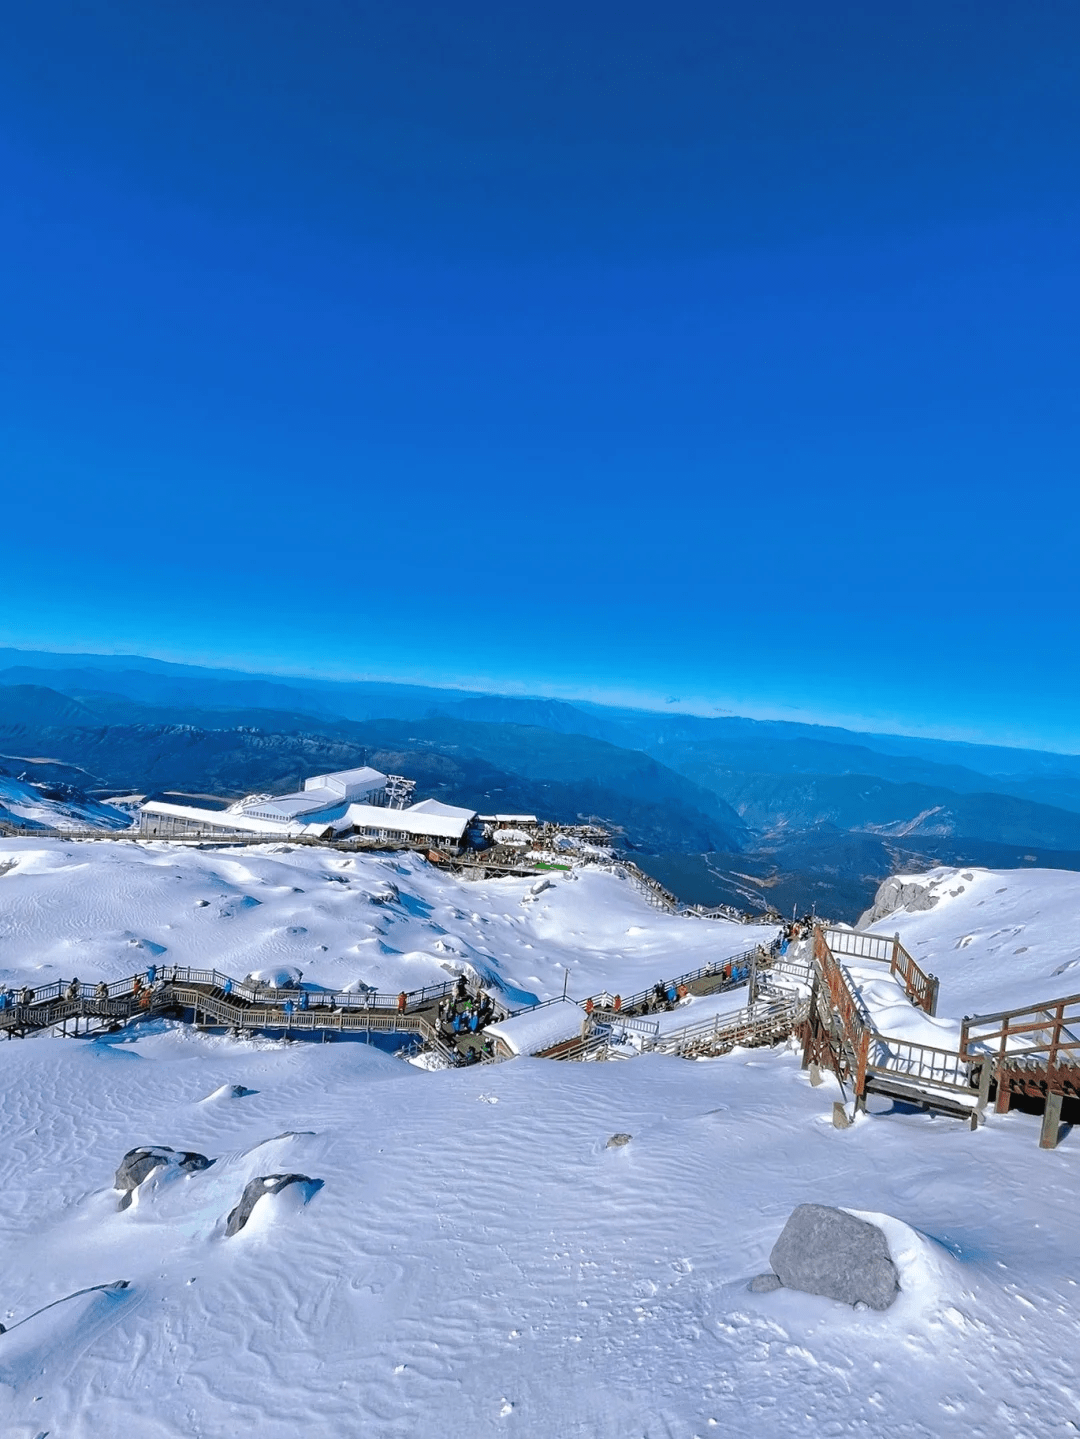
[[247, 965, 303, 989]]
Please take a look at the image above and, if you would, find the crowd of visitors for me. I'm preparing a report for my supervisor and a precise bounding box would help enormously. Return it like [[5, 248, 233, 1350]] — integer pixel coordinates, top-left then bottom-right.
[[438, 974, 497, 1063]]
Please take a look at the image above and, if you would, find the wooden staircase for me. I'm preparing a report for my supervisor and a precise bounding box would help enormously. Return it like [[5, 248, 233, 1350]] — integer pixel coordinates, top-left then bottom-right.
[[803, 926, 1078, 1148]]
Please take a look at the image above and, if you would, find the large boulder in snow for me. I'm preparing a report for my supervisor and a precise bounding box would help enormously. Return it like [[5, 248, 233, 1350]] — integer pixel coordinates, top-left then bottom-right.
[[225, 1173, 318, 1236], [114, 1146, 213, 1210], [859, 875, 940, 927], [767, 1204, 900, 1309]]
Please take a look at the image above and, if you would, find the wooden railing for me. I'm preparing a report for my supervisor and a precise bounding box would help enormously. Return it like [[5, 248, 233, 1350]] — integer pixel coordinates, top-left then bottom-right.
[[811, 927, 979, 1110], [583, 947, 761, 1018], [822, 926, 939, 1016], [865, 1035, 973, 1094], [656, 993, 809, 1059], [962, 992, 1080, 1071]]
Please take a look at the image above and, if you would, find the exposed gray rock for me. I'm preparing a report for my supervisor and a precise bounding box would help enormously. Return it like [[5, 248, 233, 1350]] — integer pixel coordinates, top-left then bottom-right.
[[606, 1133, 632, 1148], [225, 1173, 318, 1236], [749, 1272, 783, 1293], [858, 875, 940, 927], [115, 1146, 213, 1210], [769, 1204, 899, 1310]]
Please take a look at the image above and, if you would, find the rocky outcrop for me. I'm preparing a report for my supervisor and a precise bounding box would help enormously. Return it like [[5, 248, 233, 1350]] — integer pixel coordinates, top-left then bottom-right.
[[225, 1173, 318, 1236], [858, 875, 940, 927], [114, 1146, 213, 1210], [753, 1204, 900, 1309]]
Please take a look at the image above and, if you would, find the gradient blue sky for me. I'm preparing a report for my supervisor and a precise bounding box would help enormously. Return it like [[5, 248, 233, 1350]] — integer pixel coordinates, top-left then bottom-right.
[[3, 2, 1079, 749]]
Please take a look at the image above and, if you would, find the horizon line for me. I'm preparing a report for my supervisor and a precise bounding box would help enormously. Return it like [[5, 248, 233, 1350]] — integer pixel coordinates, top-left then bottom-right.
[[2, 640, 1077, 759]]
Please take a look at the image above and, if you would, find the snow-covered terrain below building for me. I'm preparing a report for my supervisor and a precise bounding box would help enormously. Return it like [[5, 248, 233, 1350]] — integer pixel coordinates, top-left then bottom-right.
[[0, 839, 774, 1003], [1, 848, 1078, 1438], [0, 774, 131, 833]]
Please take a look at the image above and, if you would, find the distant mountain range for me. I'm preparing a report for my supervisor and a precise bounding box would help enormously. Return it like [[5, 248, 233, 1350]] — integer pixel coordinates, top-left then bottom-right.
[[3, 648, 1079, 920]]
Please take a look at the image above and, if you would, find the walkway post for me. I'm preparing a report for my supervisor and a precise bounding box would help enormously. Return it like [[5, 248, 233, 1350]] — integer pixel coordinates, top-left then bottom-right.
[[1040, 1090, 1064, 1150]]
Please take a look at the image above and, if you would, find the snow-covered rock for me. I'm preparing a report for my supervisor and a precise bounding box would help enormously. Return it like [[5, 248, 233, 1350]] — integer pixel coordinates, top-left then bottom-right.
[[225, 1173, 319, 1236], [860, 873, 942, 925], [114, 1146, 213, 1210], [766, 1204, 899, 1309]]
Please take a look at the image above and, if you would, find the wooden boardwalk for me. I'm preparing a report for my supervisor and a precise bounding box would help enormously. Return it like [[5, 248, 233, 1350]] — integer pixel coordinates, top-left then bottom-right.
[[0, 965, 504, 1067], [802, 926, 1079, 1148], [6, 923, 1071, 1149]]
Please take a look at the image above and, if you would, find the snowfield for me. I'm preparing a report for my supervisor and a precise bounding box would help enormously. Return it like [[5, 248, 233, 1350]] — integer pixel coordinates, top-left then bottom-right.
[[863, 864, 1080, 1016], [0, 775, 131, 834], [0, 839, 776, 1006], [1, 843, 1079, 1438]]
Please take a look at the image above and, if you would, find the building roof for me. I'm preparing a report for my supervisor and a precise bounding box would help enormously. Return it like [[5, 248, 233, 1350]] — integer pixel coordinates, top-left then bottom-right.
[[339, 801, 477, 842], [304, 767, 388, 795], [408, 798, 478, 821], [139, 800, 328, 838], [237, 787, 349, 821]]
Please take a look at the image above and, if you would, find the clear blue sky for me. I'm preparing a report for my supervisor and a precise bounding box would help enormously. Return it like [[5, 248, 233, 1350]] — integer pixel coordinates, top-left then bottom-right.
[[3, 2, 1079, 749]]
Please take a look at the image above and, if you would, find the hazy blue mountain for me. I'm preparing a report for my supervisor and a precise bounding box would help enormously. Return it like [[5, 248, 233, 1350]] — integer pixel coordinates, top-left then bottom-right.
[[5, 649, 1080, 919], [0, 686, 745, 856]]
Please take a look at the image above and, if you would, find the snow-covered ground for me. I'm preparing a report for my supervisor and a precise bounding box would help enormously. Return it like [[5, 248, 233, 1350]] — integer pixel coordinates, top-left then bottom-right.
[[863, 865, 1080, 1018], [0, 839, 775, 1005], [1, 846, 1079, 1437], [0, 775, 131, 834]]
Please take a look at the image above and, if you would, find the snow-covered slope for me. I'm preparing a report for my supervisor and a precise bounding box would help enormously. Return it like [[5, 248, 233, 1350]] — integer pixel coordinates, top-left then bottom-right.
[[862, 865, 1080, 1016], [2, 1018, 1079, 1438], [0, 839, 775, 1004], [0, 774, 132, 833], [1, 843, 1079, 1438]]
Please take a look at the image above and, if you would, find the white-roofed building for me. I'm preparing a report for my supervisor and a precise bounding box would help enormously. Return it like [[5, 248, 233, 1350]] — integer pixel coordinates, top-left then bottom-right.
[[236, 766, 388, 824], [408, 798, 479, 821], [333, 800, 479, 852], [137, 767, 478, 852], [137, 801, 334, 841], [304, 768, 389, 802]]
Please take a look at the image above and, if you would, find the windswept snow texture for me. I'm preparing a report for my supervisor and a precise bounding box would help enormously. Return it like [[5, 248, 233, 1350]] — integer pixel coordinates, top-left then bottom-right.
[[0, 839, 775, 1004], [0, 847, 1079, 1437]]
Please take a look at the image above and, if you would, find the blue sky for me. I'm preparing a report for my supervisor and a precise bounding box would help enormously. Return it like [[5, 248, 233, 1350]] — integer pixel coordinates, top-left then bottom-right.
[[3, 2, 1079, 749]]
